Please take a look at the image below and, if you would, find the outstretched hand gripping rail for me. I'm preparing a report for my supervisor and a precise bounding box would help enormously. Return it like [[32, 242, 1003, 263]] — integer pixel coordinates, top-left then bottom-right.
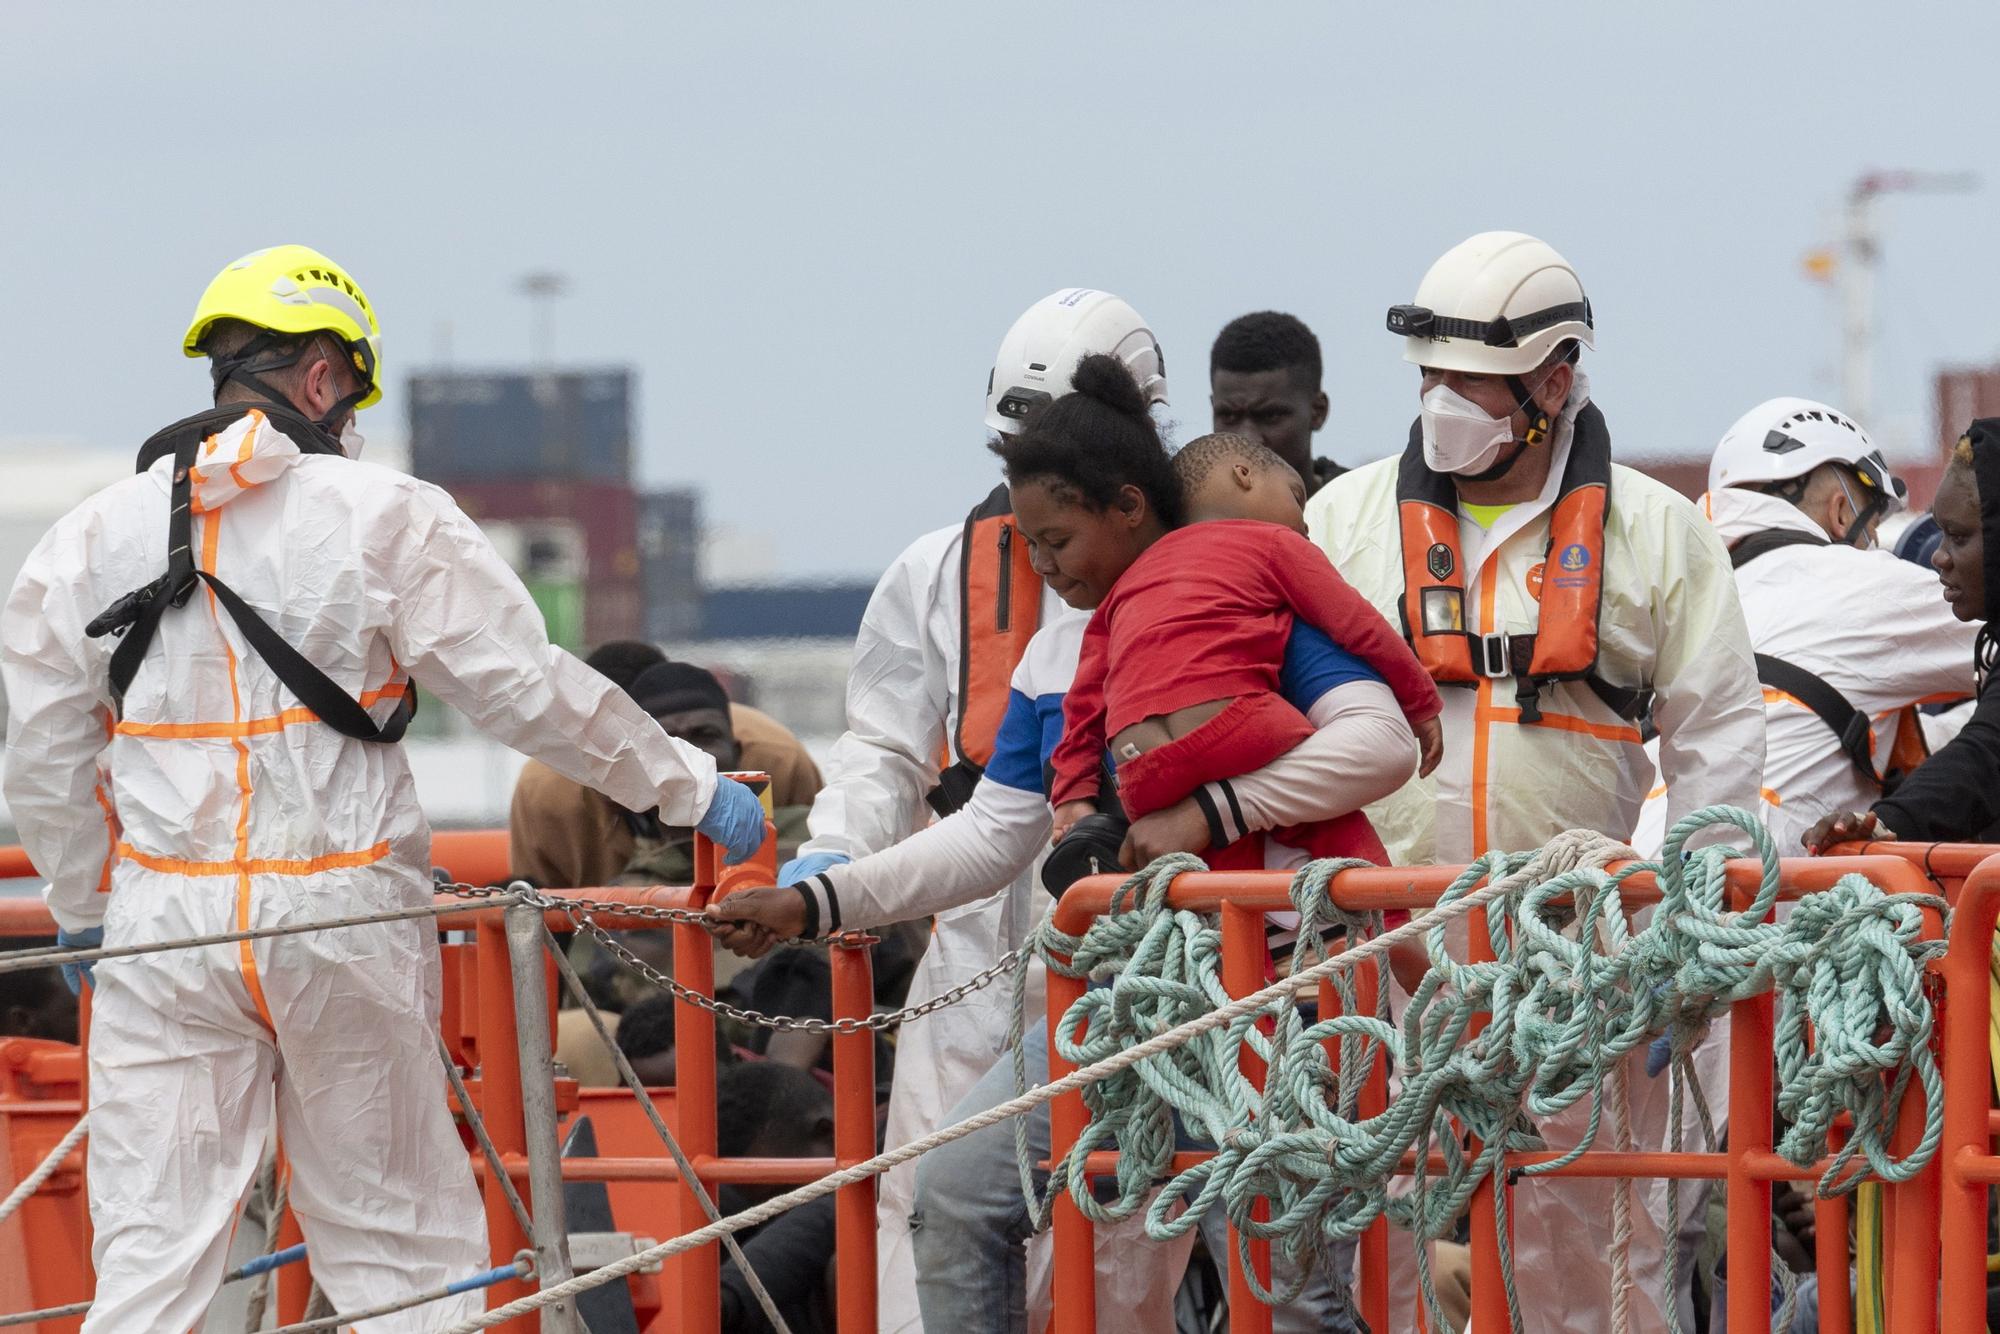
[[1042, 853, 1946, 1334]]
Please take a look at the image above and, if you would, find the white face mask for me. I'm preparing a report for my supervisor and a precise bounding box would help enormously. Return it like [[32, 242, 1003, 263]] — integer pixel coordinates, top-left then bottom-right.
[[339, 420, 365, 460], [1419, 383, 1516, 475]]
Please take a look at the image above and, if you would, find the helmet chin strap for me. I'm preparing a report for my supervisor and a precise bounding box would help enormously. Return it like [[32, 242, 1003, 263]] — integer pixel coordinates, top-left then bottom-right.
[[1457, 374, 1553, 484], [210, 333, 364, 439], [1832, 472, 1887, 548]]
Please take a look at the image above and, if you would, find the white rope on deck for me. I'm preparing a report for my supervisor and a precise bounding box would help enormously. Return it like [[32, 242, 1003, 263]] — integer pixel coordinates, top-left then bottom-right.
[[440, 838, 1554, 1333], [0, 1113, 87, 1225]]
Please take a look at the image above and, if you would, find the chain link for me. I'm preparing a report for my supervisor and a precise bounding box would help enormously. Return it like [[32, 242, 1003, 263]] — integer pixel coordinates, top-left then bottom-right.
[[437, 881, 1022, 1034]]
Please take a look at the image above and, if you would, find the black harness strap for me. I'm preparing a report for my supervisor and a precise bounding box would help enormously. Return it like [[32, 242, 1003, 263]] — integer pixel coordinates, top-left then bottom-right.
[[87, 406, 411, 744], [1728, 527, 1827, 569], [1732, 527, 1877, 786], [1754, 652, 1875, 785]]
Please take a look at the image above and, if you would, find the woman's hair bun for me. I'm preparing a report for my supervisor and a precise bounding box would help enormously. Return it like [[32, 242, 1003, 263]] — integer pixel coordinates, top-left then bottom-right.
[[1068, 353, 1148, 420]]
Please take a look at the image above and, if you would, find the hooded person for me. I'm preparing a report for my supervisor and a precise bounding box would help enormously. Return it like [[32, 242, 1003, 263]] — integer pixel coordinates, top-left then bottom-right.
[[1630, 398, 1976, 857], [1304, 231, 1765, 1333], [1808, 418, 2000, 847], [0, 245, 767, 1332], [769, 288, 1168, 1332]]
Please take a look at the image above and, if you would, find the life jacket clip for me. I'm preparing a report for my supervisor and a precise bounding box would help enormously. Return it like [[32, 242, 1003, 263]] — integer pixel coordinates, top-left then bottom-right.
[[1474, 631, 1512, 679]]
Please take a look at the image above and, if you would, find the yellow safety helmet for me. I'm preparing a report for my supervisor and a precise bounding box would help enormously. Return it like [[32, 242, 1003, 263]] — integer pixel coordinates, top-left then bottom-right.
[[182, 245, 383, 410]]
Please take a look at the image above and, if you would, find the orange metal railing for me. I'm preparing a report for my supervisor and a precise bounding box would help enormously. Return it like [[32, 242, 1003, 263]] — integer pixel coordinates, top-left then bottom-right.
[[0, 832, 882, 1334], [11, 837, 2000, 1331], [1934, 849, 2000, 1331], [1043, 854, 1951, 1334]]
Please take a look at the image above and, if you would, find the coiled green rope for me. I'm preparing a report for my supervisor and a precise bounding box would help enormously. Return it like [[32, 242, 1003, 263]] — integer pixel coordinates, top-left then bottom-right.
[[1023, 807, 1946, 1334]]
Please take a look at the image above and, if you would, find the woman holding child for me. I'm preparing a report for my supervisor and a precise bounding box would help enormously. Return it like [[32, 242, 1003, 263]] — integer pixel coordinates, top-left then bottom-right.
[[709, 355, 1426, 1334]]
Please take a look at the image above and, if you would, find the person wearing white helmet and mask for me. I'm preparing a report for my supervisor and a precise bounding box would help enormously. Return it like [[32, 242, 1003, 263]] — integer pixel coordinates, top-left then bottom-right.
[[1632, 398, 1975, 858], [0, 245, 768, 1331], [1305, 231, 1764, 1333], [765, 289, 1166, 1331]]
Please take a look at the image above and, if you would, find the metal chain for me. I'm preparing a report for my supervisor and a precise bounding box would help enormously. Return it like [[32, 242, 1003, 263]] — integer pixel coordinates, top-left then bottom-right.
[[439, 881, 1022, 1034]]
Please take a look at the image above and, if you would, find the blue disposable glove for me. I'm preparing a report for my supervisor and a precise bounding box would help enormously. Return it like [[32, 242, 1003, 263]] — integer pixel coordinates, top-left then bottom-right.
[[1646, 1033, 1673, 1078], [696, 778, 768, 865], [56, 926, 103, 996], [777, 851, 851, 886]]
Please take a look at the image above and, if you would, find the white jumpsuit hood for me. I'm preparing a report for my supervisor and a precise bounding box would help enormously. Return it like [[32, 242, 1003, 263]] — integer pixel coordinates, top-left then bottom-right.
[[4, 409, 720, 1331]]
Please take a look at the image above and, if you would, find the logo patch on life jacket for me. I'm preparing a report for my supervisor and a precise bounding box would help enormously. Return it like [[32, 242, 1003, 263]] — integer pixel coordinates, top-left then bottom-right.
[[1559, 542, 1591, 572], [1426, 542, 1454, 580], [1526, 562, 1545, 601]]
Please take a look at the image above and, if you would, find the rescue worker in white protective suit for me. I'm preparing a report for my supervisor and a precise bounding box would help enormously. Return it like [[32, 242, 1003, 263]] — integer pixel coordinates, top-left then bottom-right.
[[1632, 398, 1976, 857], [0, 245, 768, 1333], [774, 288, 1167, 1332], [1304, 231, 1765, 1334]]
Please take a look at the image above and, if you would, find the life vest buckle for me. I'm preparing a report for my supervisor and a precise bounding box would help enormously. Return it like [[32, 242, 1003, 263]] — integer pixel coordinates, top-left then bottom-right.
[[1474, 631, 1512, 679]]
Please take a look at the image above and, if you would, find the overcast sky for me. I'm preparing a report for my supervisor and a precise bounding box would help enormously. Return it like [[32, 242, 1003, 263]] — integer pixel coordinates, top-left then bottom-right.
[[6, 2, 1999, 580]]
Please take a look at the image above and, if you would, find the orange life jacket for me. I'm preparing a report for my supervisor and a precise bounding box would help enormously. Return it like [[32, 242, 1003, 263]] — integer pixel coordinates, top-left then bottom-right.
[[929, 484, 1041, 815], [1395, 403, 1648, 725]]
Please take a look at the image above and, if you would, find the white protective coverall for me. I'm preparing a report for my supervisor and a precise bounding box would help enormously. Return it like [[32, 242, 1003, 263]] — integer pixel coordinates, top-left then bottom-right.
[[1304, 388, 1766, 1334], [2, 413, 720, 1332], [795, 520, 1067, 1333], [1631, 487, 1976, 856]]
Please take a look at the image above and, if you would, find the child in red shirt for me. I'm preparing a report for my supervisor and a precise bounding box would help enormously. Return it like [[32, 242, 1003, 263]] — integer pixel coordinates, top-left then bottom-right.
[[1049, 433, 1443, 866]]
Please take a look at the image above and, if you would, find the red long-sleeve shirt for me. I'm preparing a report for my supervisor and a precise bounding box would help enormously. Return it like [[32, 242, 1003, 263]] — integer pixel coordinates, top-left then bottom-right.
[[1051, 521, 1442, 806]]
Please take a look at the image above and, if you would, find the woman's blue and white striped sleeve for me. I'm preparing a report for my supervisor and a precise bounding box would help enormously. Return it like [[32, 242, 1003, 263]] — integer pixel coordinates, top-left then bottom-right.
[[798, 686, 1058, 932]]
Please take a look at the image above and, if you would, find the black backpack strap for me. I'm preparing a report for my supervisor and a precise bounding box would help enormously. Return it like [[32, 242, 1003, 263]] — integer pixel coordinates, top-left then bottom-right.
[[1754, 652, 1876, 786], [1730, 528, 1827, 569]]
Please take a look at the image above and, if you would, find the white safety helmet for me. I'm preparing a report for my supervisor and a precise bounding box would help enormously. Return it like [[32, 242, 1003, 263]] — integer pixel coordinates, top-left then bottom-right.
[[1710, 396, 1906, 517], [984, 288, 1168, 435], [1388, 232, 1595, 376]]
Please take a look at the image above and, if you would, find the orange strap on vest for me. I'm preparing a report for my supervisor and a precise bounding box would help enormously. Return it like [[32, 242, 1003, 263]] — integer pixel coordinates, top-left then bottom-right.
[[1884, 705, 1931, 791], [1395, 403, 1633, 724], [955, 484, 1040, 767]]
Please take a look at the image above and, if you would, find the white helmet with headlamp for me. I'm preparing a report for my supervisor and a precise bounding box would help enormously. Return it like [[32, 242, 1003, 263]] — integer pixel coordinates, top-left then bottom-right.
[[1388, 232, 1594, 477]]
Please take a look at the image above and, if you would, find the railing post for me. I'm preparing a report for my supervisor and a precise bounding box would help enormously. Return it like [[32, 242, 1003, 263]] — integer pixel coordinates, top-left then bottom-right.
[[1048, 955, 1096, 1334], [673, 838, 724, 1334], [474, 913, 537, 1328], [1320, 921, 1390, 1334], [1938, 854, 2000, 1329], [504, 902, 582, 1333], [1725, 882, 1776, 1334], [1463, 902, 1511, 1334], [1880, 899, 1946, 1334], [829, 937, 878, 1334], [1219, 901, 1273, 1334]]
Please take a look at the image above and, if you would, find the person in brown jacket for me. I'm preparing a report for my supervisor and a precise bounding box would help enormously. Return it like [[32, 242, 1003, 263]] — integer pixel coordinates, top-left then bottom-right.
[[508, 641, 823, 889]]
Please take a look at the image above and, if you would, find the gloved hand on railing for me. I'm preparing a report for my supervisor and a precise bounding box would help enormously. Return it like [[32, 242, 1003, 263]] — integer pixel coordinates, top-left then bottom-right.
[[695, 777, 768, 865], [776, 851, 849, 885], [55, 925, 103, 996]]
